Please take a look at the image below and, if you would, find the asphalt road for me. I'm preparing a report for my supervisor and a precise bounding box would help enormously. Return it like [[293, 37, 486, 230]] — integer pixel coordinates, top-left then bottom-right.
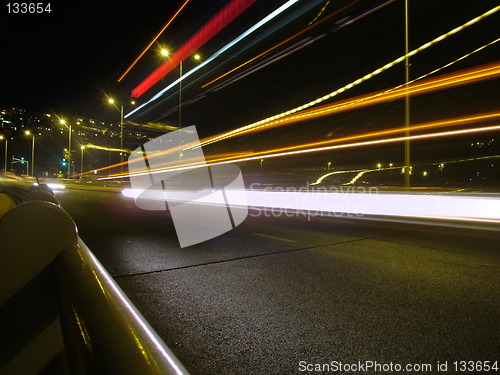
[[56, 186, 500, 375]]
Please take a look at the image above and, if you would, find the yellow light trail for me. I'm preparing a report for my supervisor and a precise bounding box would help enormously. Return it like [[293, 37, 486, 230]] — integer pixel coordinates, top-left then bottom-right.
[[90, 60, 500, 179], [84, 143, 131, 153], [100, 123, 500, 181], [203, 112, 500, 163], [199, 61, 500, 147], [117, 0, 191, 82], [93, 34, 500, 178], [197, 5, 500, 147]]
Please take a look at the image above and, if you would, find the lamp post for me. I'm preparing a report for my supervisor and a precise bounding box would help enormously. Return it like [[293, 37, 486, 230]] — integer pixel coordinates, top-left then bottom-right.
[[0, 135, 7, 174], [60, 119, 72, 178], [404, 0, 411, 189], [108, 98, 125, 176], [160, 49, 201, 127], [25, 131, 35, 176], [80, 145, 85, 178]]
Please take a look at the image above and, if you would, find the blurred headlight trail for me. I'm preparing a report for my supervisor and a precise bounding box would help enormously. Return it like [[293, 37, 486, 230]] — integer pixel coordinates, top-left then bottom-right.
[[122, 188, 500, 227]]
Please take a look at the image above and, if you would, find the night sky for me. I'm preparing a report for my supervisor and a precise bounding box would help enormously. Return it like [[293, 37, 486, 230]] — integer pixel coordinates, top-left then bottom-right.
[[1, 0, 227, 119], [1, 0, 499, 132]]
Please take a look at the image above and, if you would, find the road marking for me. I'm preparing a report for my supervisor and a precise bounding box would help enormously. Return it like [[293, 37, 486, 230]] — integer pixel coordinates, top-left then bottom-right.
[[252, 233, 298, 243]]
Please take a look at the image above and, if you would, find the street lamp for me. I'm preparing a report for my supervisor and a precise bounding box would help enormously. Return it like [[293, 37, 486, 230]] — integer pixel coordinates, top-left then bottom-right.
[[60, 119, 72, 178], [25, 131, 35, 176], [80, 145, 85, 178], [404, 0, 411, 189], [108, 98, 126, 176], [0, 135, 7, 174], [389, 163, 393, 185], [160, 50, 201, 127]]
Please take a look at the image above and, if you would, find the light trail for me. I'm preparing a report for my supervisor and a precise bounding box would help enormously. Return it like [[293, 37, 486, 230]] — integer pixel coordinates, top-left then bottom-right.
[[200, 0, 365, 89], [84, 144, 130, 153], [125, 0, 307, 118], [196, 61, 500, 147], [99, 123, 500, 181], [117, 0, 191, 82], [131, 0, 259, 98], [310, 153, 500, 186], [196, 5, 500, 147], [93, 62, 500, 178], [203, 112, 500, 163], [121, 188, 500, 225]]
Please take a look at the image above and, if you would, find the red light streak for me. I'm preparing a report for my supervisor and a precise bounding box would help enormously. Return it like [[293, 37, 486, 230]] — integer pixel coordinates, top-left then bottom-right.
[[132, 0, 258, 98]]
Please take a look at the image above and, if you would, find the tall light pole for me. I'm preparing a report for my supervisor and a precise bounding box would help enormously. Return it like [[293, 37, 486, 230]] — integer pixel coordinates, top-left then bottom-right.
[[179, 60, 182, 127], [25, 131, 35, 176], [80, 145, 85, 178], [404, 0, 411, 189], [60, 119, 72, 178], [160, 49, 201, 127], [108, 98, 125, 176], [0, 136, 7, 174]]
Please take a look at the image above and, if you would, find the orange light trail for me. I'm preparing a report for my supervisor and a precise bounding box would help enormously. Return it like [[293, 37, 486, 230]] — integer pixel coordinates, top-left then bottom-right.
[[99, 122, 500, 180], [204, 112, 500, 163], [90, 60, 500, 179], [117, 0, 191, 83], [199, 61, 500, 147], [195, 3, 500, 147]]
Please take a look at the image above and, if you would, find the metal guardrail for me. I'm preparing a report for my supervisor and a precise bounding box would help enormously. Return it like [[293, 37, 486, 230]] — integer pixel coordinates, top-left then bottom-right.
[[0, 182, 189, 374]]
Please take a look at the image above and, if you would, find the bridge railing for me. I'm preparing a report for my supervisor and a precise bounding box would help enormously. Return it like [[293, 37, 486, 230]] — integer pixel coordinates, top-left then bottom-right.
[[0, 182, 189, 375]]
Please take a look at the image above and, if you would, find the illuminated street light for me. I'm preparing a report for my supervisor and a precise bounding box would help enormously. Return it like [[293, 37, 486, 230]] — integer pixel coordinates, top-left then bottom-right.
[[160, 51, 202, 127], [439, 163, 445, 181], [107, 98, 136, 176], [25, 131, 35, 176], [80, 145, 85, 178], [60, 119, 72, 178], [0, 135, 7, 174], [404, 0, 411, 190], [107, 98, 124, 175]]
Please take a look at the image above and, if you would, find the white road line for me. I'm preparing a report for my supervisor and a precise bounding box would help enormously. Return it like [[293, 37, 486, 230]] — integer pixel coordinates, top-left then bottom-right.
[[252, 233, 298, 243]]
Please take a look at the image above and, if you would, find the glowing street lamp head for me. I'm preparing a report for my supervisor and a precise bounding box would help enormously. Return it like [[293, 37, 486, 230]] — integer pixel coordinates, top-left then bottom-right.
[[160, 49, 169, 57], [80, 145, 85, 150], [108, 98, 115, 104], [193, 53, 201, 60], [0, 135, 4, 140], [59, 119, 66, 125], [25, 130, 31, 135]]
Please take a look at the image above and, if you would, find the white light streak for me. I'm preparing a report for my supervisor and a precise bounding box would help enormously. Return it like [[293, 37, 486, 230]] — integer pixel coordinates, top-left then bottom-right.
[[122, 188, 500, 224], [125, 0, 302, 119]]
